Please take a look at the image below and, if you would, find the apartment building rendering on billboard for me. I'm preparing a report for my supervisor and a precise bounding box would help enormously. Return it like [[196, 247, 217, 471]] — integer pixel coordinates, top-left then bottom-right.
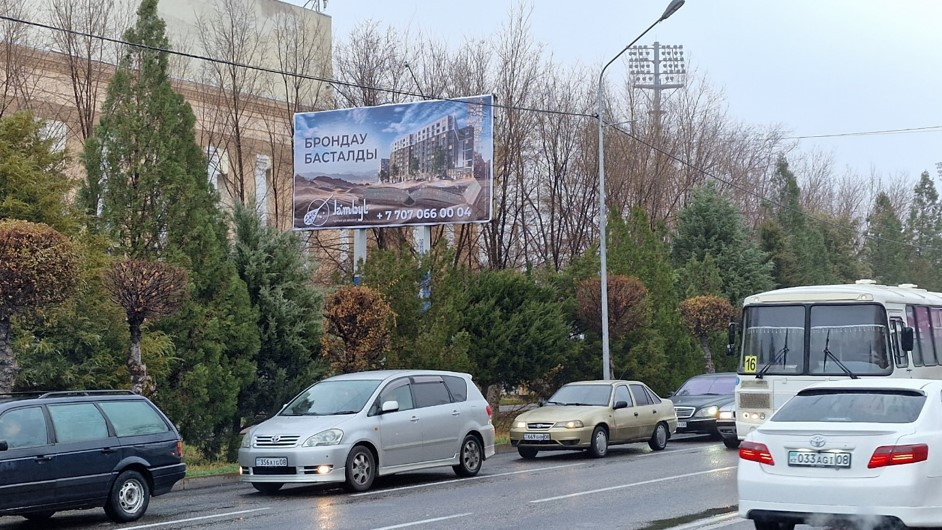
[[386, 107, 486, 183]]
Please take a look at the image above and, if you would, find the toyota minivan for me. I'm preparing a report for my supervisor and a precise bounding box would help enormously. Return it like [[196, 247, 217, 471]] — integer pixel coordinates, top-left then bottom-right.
[[239, 370, 496, 493]]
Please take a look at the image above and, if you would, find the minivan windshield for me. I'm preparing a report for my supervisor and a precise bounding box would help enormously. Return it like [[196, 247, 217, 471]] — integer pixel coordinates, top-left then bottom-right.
[[772, 390, 925, 424], [281, 380, 382, 416], [675, 376, 736, 396], [547, 385, 612, 407]]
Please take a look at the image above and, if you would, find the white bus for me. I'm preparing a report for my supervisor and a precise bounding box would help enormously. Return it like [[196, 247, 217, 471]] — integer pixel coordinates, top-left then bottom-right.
[[729, 280, 942, 440]]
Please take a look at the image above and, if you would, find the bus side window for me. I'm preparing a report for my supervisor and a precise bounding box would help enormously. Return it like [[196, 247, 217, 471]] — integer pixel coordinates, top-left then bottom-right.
[[890, 318, 909, 369], [907, 306, 925, 367]]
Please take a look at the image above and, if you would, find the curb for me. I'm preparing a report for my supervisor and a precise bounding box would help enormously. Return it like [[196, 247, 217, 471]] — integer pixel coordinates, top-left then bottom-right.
[[175, 444, 516, 491]]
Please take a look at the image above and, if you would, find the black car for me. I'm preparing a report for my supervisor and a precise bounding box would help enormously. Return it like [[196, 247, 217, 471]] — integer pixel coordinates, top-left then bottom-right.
[[0, 390, 186, 523], [671, 372, 737, 443]]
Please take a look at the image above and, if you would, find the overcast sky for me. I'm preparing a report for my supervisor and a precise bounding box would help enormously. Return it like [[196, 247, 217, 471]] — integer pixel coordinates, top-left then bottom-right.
[[307, 0, 941, 183]]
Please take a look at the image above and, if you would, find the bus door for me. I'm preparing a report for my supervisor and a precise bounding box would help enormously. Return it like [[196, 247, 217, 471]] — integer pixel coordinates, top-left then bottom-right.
[[890, 317, 911, 376]]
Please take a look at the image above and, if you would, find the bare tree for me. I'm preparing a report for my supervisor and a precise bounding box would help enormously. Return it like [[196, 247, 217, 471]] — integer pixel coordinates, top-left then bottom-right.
[[0, 0, 38, 118], [196, 0, 269, 205]]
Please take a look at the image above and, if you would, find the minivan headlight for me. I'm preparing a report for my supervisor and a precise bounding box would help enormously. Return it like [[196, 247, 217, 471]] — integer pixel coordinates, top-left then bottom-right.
[[695, 406, 719, 418], [303, 428, 344, 447], [240, 433, 253, 448]]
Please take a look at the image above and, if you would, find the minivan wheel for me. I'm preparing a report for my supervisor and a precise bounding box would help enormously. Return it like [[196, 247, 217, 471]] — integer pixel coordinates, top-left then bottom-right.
[[588, 425, 608, 458], [518, 447, 539, 460], [648, 422, 668, 451], [105, 470, 150, 523], [453, 435, 483, 477], [22, 511, 55, 521], [343, 446, 376, 493], [252, 482, 283, 494]]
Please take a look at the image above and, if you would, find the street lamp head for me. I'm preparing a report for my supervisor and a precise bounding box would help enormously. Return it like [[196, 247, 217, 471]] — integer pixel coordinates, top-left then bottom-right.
[[660, 0, 685, 21]]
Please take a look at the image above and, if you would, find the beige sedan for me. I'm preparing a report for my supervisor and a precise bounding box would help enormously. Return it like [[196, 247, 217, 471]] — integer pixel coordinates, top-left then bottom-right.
[[510, 380, 677, 459]]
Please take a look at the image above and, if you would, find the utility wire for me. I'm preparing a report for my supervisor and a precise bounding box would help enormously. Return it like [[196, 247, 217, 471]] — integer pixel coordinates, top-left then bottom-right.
[[607, 123, 932, 253], [785, 125, 942, 140], [0, 13, 593, 120], [1, 14, 932, 254]]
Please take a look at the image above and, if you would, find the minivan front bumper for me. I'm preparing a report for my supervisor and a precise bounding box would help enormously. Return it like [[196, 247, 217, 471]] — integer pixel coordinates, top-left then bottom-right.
[[238, 444, 350, 484]]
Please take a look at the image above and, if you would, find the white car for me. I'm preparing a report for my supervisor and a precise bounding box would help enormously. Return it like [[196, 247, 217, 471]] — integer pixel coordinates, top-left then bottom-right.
[[238, 370, 496, 493], [738, 379, 942, 529]]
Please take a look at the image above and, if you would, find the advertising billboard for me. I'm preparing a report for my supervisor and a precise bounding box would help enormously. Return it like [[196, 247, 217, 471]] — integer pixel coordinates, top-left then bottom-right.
[[292, 95, 494, 230]]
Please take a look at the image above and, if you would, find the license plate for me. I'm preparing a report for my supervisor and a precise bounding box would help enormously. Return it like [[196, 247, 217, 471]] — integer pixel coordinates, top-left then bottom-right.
[[787, 451, 851, 468], [677, 421, 687, 429], [523, 433, 550, 441], [255, 457, 288, 467]]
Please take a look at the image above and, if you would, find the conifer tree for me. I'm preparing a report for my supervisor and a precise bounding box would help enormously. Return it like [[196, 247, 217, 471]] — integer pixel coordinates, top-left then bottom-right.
[[905, 171, 942, 289], [83, 0, 259, 458], [865, 192, 909, 286]]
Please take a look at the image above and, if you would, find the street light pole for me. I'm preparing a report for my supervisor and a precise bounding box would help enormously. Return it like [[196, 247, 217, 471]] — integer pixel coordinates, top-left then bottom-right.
[[597, 0, 684, 380]]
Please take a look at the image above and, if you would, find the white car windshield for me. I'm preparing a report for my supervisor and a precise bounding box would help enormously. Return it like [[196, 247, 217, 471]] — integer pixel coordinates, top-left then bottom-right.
[[546, 385, 612, 406], [772, 389, 926, 424], [281, 380, 382, 416]]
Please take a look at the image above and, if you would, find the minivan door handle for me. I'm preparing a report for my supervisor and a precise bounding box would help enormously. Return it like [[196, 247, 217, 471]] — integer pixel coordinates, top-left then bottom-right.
[[410, 416, 419, 423], [451, 410, 461, 416], [35, 455, 53, 463]]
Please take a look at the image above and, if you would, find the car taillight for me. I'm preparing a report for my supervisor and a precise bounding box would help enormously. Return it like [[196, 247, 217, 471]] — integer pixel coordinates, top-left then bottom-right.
[[868, 444, 928, 468], [739, 441, 774, 465], [176, 440, 183, 458], [485, 404, 492, 418]]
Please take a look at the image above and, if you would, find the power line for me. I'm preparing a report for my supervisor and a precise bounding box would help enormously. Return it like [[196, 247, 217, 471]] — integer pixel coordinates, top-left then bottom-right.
[[1, 14, 932, 255], [785, 125, 942, 140], [607, 123, 934, 254], [0, 13, 593, 120]]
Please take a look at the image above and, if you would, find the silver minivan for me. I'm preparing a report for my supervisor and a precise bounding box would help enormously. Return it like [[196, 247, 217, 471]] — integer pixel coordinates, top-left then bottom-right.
[[238, 370, 496, 493]]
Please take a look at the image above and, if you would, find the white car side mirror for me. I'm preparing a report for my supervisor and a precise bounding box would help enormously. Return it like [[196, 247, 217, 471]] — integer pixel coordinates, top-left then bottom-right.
[[381, 400, 400, 413]]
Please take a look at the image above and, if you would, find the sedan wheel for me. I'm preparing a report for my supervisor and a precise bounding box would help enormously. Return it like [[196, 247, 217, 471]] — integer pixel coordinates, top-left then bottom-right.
[[588, 426, 608, 458], [343, 446, 376, 493], [648, 422, 668, 451], [518, 446, 539, 460], [722, 436, 741, 450], [453, 435, 483, 477]]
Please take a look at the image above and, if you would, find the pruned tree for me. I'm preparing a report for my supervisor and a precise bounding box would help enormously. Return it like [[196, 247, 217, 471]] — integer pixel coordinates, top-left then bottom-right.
[[576, 275, 649, 340], [103, 259, 187, 394], [0, 220, 79, 392], [321, 286, 394, 374], [679, 295, 733, 374]]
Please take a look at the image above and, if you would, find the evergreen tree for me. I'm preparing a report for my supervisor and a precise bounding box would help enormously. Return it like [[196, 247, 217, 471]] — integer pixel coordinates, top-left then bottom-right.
[[865, 192, 909, 285], [760, 156, 834, 287], [232, 204, 325, 420], [82, 0, 259, 458], [905, 171, 942, 289], [608, 207, 697, 393], [671, 183, 773, 303], [0, 111, 78, 235]]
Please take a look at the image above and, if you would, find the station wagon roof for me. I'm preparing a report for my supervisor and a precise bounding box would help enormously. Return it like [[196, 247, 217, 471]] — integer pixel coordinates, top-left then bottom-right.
[[325, 370, 472, 382]]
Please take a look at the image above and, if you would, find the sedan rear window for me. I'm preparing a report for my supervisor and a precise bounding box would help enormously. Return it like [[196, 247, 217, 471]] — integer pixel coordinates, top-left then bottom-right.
[[772, 390, 926, 424]]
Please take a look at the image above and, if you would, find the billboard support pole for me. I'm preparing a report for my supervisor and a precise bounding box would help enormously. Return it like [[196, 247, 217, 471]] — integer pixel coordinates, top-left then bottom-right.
[[415, 226, 432, 309], [353, 228, 367, 285]]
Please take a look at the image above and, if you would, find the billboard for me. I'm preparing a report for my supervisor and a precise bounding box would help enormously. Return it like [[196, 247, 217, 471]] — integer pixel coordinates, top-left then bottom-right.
[[292, 95, 494, 230]]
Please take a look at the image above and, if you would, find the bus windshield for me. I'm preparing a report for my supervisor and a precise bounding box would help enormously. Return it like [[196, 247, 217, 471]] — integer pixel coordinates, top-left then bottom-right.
[[739, 303, 892, 376]]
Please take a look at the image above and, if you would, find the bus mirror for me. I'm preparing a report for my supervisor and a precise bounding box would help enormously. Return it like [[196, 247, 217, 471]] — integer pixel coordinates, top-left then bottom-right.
[[726, 322, 738, 356], [901, 326, 915, 352]]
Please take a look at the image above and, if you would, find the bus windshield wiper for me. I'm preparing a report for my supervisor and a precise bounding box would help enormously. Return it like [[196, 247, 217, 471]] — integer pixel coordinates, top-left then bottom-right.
[[822, 329, 858, 379], [756, 331, 790, 379]]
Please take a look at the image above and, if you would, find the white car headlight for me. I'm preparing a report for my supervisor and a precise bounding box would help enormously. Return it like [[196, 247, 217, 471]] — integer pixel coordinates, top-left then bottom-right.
[[695, 406, 719, 418], [303, 428, 344, 447], [552, 420, 584, 429], [240, 432, 253, 448], [515, 421, 527, 429], [718, 411, 734, 420]]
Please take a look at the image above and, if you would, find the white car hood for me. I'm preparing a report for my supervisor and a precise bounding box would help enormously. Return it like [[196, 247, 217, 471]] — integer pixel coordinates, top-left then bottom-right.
[[250, 414, 357, 437]]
